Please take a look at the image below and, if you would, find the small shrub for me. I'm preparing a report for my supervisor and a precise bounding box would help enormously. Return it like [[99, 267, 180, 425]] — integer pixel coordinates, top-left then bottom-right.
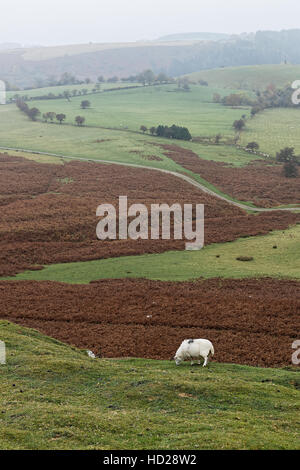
[[236, 256, 254, 262], [283, 160, 298, 178], [246, 142, 259, 150]]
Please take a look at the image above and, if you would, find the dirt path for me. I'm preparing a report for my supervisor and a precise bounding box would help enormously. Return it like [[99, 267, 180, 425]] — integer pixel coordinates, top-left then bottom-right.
[[1, 145, 299, 212]]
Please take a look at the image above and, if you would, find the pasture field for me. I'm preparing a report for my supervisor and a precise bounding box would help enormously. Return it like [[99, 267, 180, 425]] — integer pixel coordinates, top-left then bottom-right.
[[240, 108, 300, 156], [0, 105, 176, 170], [17, 84, 251, 137], [174, 140, 265, 167], [7, 82, 142, 100], [184, 64, 300, 90], [0, 104, 262, 168], [0, 321, 299, 450], [4, 225, 299, 283]]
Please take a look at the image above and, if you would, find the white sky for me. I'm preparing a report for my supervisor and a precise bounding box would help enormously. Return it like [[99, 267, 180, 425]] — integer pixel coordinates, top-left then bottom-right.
[[1, 0, 300, 46]]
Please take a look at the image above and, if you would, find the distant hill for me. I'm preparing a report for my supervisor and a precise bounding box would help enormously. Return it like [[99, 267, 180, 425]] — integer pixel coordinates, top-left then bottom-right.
[[0, 42, 197, 88], [158, 32, 230, 42], [184, 64, 300, 90], [0, 43, 22, 50], [2, 30, 300, 89]]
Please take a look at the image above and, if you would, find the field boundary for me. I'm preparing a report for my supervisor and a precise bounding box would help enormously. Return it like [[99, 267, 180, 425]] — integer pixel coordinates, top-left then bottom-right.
[[1, 145, 299, 213]]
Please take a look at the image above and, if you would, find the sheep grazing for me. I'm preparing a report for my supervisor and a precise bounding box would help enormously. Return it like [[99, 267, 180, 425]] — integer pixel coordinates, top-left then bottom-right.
[[174, 339, 214, 367]]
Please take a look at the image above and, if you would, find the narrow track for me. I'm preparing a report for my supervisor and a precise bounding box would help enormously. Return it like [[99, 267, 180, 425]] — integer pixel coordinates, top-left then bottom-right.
[[1, 146, 299, 212]]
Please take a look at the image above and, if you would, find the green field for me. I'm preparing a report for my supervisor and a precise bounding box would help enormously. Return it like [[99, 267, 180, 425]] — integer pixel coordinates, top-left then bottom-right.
[[0, 103, 256, 167], [17, 84, 251, 137], [7, 82, 142, 100], [0, 84, 299, 211], [0, 105, 178, 168], [0, 102, 265, 175], [241, 108, 300, 156], [0, 321, 299, 450], [4, 225, 299, 284], [184, 64, 300, 91]]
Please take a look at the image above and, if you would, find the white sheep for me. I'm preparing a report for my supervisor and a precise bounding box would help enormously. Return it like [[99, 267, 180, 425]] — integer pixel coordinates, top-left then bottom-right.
[[174, 339, 214, 367]]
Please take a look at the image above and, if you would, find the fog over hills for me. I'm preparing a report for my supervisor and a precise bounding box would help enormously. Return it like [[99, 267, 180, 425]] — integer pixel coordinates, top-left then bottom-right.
[[0, 43, 22, 50], [157, 32, 230, 41], [2, 29, 300, 89]]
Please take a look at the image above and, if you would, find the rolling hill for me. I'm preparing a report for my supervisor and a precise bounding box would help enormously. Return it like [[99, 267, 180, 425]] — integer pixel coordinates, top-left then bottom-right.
[[1, 321, 299, 449], [2, 29, 300, 89], [158, 32, 230, 42], [184, 64, 300, 90]]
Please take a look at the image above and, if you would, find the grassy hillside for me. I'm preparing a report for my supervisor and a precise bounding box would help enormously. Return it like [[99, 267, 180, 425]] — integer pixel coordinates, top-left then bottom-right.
[[0, 105, 177, 169], [4, 226, 299, 283], [0, 321, 299, 450], [21, 40, 198, 61], [0, 42, 197, 88], [7, 82, 141, 100], [3, 30, 300, 88], [184, 64, 300, 90], [18, 84, 250, 136], [240, 108, 300, 156], [0, 98, 258, 170], [158, 32, 230, 42]]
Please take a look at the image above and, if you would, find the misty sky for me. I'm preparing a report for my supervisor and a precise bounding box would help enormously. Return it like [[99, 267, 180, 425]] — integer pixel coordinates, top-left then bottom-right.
[[1, 0, 300, 46]]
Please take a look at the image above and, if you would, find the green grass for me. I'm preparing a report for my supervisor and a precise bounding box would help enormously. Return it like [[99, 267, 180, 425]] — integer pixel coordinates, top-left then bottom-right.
[[20, 84, 251, 137], [7, 82, 141, 100], [0, 103, 261, 168], [0, 105, 179, 170], [0, 321, 299, 450], [184, 64, 300, 91], [4, 225, 299, 283], [179, 140, 265, 166], [240, 108, 300, 156]]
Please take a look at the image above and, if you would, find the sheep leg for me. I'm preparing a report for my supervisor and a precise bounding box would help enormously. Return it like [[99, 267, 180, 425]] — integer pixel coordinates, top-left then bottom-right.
[[203, 356, 208, 367]]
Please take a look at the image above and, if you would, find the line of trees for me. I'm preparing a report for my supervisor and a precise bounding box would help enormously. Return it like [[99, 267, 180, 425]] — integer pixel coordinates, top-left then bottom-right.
[[9, 88, 94, 104], [140, 124, 192, 141], [12, 70, 173, 92], [217, 84, 299, 118], [122, 70, 174, 86], [214, 92, 255, 107], [41, 110, 66, 124], [17, 100, 86, 127], [16, 99, 41, 121], [255, 84, 297, 111]]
